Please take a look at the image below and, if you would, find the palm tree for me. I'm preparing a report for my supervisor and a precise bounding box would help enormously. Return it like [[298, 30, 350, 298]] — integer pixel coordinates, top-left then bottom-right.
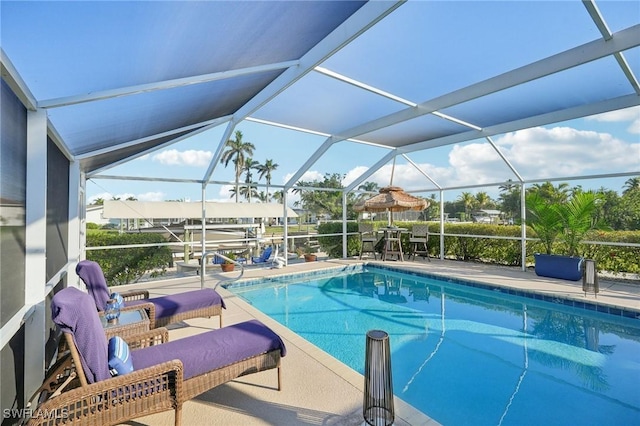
[[623, 177, 640, 195], [242, 157, 259, 202], [271, 190, 284, 204], [475, 191, 491, 209], [219, 130, 255, 203], [530, 182, 570, 204], [256, 159, 279, 202], [357, 181, 379, 202], [458, 192, 475, 221]]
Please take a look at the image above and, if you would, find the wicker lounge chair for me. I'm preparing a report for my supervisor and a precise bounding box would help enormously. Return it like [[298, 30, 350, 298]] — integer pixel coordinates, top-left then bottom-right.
[[29, 287, 285, 426], [77, 260, 225, 329]]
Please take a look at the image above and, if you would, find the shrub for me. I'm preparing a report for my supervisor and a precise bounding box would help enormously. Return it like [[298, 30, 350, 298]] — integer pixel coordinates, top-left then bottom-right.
[[86, 230, 173, 285]]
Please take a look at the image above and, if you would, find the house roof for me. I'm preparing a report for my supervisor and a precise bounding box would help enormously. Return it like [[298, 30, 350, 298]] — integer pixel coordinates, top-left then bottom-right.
[[2, 1, 638, 190]]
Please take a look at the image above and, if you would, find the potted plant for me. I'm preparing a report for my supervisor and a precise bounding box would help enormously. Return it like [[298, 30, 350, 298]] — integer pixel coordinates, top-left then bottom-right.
[[296, 243, 317, 262], [220, 252, 236, 272], [526, 191, 603, 281]]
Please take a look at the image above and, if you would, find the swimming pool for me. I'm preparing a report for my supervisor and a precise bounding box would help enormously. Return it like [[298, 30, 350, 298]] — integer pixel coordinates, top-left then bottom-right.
[[226, 265, 640, 426]]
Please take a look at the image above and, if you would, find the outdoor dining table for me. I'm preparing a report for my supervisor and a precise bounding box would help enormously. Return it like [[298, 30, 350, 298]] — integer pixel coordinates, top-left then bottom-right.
[[380, 227, 407, 261]]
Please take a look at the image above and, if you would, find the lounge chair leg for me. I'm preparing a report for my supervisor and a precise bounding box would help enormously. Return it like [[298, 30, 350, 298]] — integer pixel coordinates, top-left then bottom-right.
[[277, 366, 282, 391], [175, 403, 182, 426], [219, 314, 223, 328]]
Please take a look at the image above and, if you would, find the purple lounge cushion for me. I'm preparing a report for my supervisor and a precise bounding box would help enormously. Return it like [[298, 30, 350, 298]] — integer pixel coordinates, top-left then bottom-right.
[[126, 288, 225, 318], [131, 320, 286, 380], [51, 287, 111, 384], [76, 260, 111, 312]]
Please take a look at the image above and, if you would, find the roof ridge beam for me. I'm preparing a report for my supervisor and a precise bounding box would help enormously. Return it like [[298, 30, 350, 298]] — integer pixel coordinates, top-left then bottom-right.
[[38, 60, 299, 109]]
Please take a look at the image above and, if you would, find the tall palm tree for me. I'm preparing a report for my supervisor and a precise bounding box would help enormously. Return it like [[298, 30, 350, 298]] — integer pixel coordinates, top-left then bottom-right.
[[242, 157, 259, 202], [219, 130, 255, 202], [256, 159, 279, 202]]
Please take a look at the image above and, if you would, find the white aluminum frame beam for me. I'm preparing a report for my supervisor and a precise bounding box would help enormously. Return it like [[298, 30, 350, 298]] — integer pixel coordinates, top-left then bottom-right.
[[37, 61, 300, 109], [210, 0, 405, 186], [327, 24, 640, 147]]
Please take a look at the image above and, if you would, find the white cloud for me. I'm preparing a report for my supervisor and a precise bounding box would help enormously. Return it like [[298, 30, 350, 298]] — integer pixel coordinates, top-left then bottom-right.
[[136, 191, 165, 202], [152, 149, 213, 167], [339, 125, 639, 194], [282, 170, 324, 184], [587, 105, 640, 134], [342, 166, 369, 187]]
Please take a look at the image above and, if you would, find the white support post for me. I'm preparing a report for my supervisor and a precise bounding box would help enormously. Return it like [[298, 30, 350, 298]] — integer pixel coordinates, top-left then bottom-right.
[[23, 108, 47, 405], [342, 192, 348, 259], [439, 190, 445, 260], [68, 162, 82, 287], [520, 183, 527, 271]]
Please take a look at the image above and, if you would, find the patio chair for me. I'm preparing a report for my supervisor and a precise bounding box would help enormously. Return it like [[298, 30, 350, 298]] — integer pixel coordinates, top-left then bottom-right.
[[29, 287, 286, 426], [76, 260, 225, 329], [409, 224, 430, 261], [250, 246, 273, 264], [358, 222, 378, 260]]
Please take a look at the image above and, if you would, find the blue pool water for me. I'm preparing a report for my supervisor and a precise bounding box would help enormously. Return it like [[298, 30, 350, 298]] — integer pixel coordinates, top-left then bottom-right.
[[226, 266, 640, 426]]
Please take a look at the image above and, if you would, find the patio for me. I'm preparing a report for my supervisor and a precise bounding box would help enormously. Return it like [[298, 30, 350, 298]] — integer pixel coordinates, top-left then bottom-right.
[[111, 257, 639, 426]]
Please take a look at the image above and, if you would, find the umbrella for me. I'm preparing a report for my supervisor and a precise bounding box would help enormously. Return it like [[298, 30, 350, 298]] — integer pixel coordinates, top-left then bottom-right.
[[354, 186, 429, 225]]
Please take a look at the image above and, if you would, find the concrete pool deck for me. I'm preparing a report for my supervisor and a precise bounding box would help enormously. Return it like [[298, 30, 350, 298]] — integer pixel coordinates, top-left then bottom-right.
[[116, 258, 639, 426]]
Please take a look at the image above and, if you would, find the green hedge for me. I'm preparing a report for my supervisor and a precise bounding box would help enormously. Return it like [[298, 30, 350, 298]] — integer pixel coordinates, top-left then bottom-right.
[[86, 230, 173, 286], [317, 222, 640, 275], [317, 222, 360, 258]]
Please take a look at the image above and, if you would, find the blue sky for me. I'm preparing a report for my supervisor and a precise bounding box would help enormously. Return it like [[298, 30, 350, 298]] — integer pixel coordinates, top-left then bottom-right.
[[87, 105, 640, 206]]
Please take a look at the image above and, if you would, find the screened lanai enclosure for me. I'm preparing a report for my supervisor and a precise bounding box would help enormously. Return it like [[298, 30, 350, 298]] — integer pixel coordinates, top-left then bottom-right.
[[1, 0, 639, 417]]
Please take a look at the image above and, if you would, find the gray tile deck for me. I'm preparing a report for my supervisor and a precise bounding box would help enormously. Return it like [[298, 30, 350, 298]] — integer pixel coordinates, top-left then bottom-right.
[[116, 258, 639, 426]]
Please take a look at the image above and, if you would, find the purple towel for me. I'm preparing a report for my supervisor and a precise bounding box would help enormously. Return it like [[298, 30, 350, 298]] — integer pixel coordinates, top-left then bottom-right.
[[132, 319, 286, 380], [51, 287, 111, 384], [76, 260, 111, 311]]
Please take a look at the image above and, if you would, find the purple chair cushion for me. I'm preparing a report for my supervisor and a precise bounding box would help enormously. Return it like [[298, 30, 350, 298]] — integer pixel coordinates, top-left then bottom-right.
[[126, 288, 225, 318], [131, 320, 286, 380], [51, 287, 111, 384], [76, 260, 111, 311], [76, 260, 226, 321]]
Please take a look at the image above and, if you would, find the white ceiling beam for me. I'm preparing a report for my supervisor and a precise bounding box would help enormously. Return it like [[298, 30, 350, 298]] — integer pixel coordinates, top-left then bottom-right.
[[230, 1, 405, 125], [331, 24, 640, 144], [583, 1, 640, 94], [401, 93, 640, 154], [402, 154, 442, 189], [235, 0, 405, 189], [344, 150, 398, 193], [1, 48, 38, 110], [38, 60, 299, 109], [314, 66, 416, 107], [86, 116, 232, 176]]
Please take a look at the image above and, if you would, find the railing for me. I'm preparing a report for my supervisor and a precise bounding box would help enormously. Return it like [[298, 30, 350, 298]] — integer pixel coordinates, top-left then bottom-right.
[[201, 250, 245, 289]]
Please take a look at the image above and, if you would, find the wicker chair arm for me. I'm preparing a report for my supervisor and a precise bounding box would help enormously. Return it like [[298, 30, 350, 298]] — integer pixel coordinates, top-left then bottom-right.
[[125, 327, 170, 350], [120, 289, 150, 300], [27, 360, 184, 426]]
